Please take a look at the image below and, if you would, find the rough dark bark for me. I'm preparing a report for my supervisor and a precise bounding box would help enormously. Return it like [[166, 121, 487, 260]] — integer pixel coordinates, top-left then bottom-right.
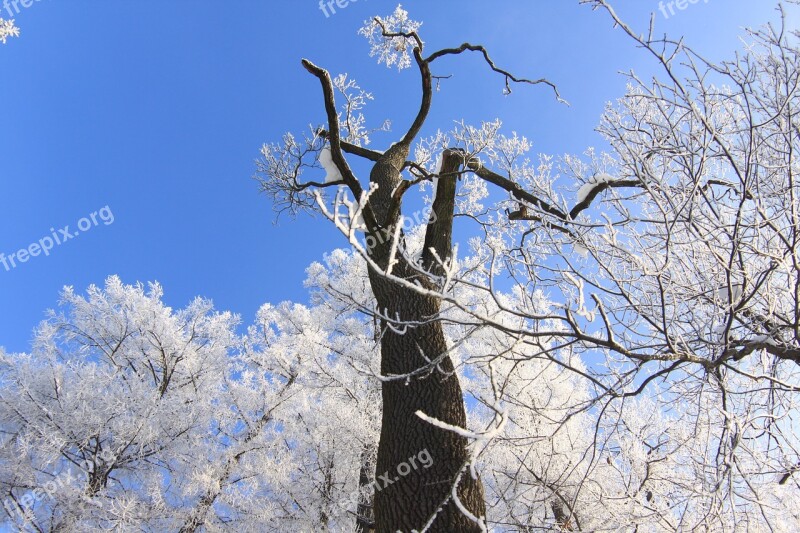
[[369, 266, 485, 532], [365, 145, 485, 532], [421, 149, 462, 276]]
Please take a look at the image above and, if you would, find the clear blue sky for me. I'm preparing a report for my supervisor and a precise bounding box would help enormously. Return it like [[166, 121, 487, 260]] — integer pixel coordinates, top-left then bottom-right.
[[0, 0, 786, 353]]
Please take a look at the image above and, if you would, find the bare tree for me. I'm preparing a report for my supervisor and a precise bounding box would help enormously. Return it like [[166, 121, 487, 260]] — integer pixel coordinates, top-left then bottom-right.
[[257, 5, 571, 530], [257, 2, 800, 530]]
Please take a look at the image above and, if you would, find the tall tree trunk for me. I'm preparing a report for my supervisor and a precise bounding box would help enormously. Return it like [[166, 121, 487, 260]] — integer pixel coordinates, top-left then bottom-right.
[[299, 56, 486, 530], [366, 146, 485, 532]]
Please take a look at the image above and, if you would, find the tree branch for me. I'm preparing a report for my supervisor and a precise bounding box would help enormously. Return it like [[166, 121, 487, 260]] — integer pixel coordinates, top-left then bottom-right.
[[422, 149, 463, 276], [426, 43, 567, 102], [301, 59, 379, 230]]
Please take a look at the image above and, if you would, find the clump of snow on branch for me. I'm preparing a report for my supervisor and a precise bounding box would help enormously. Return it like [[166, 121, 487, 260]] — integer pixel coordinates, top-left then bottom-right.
[[576, 173, 614, 204], [358, 5, 422, 71], [0, 18, 19, 44], [319, 145, 342, 183], [562, 271, 595, 322]]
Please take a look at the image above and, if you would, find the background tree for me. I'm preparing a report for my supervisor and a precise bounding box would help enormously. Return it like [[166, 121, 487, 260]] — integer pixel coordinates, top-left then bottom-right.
[[0, 266, 382, 532], [0, 277, 239, 531]]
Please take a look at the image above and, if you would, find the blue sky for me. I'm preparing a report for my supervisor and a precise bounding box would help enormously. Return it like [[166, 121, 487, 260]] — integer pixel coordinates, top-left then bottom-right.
[[0, 0, 787, 354]]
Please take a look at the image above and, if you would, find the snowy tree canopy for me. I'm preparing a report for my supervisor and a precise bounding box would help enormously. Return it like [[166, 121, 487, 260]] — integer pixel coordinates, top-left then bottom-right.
[[0, 262, 382, 532]]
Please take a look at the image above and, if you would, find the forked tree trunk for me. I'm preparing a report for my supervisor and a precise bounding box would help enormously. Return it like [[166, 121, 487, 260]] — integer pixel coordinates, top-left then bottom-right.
[[366, 146, 485, 532], [299, 56, 486, 531]]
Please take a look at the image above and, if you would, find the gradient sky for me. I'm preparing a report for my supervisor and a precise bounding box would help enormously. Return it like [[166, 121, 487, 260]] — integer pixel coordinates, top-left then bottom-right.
[[0, 0, 789, 354]]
